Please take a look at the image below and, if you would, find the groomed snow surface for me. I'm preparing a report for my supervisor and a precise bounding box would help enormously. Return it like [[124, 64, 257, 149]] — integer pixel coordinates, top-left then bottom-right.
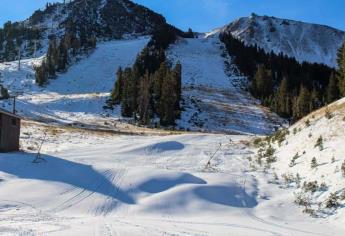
[[0, 36, 343, 235], [0, 121, 344, 235]]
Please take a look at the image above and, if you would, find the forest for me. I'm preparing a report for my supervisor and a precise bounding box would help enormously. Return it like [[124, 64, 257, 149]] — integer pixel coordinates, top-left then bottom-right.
[[220, 32, 344, 121]]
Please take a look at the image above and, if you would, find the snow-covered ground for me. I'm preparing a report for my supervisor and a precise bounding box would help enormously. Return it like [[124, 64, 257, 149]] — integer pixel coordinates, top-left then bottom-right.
[[1, 32, 343, 235], [168, 35, 282, 134], [1, 35, 281, 135], [0, 37, 149, 131], [253, 98, 345, 221], [0, 121, 344, 235]]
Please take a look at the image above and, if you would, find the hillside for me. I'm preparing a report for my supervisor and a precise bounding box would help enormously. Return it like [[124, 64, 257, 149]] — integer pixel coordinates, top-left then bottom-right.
[[0, 32, 282, 134], [222, 14, 345, 67], [0, 0, 170, 62], [252, 98, 345, 221]]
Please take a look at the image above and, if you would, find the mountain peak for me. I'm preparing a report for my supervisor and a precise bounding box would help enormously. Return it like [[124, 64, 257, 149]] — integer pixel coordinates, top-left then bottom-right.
[[222, 15, 345, 67]]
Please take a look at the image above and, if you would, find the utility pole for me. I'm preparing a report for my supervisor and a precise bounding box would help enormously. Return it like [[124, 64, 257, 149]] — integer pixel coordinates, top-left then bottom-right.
[[13, 96, 16, 114], [18, 47, 21, 70], [34, 40, 37, 58]]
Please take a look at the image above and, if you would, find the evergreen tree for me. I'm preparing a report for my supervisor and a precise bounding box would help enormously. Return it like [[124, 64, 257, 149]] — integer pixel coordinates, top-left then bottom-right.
[[336, 41, 345, 96], [252, 65, 273, 100], [159, 72, 178, 126], [138, 72, 152, 125], [293, 86, 311, 120], [276, 77, 290, 117], [326, 73, 340, 104], [0, 85, 9, 99], [111, 67, 123, 104]]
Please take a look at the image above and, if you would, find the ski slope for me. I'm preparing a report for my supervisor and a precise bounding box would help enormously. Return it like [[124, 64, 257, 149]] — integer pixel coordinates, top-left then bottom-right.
[[0, 37, 150, 130], [0, 121, 344, 235], [168, 35, 282, 134], [0, 35, 281, 135]]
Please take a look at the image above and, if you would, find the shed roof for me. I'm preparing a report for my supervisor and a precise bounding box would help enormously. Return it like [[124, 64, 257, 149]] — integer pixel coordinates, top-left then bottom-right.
[[0, 108, 22, 120]]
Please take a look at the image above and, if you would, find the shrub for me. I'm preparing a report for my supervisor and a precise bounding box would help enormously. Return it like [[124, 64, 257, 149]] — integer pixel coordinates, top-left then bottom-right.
[[294, 192, 311, 207], [325, 107, 333, 119], [289, 153, 299, 167], [311, 157, 318, 169], [325, 193, 339, 208], [303, 181, 318, 193], [314, 136, 323, 151], [341, 161, 345, 178], [282, 173, 295, 185]]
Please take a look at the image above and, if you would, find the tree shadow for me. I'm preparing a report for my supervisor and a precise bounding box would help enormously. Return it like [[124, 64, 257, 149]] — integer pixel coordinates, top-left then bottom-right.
[[0, 152, 135, 205]]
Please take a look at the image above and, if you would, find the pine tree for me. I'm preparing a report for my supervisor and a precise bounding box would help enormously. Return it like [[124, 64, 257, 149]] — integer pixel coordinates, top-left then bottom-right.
[[252, 65, 273, 100], [293, 86, 311, 120], [0, 85, 9, 99], [276, 77, 290, 117], [326, 73, 340, 104], [336, 41, 345, 96], [138, 72, 152, 125], [111, 67, 123, 104], [159, 72, 178, 126], [57, 39, 68, 71], [311, 157, 318, 169]]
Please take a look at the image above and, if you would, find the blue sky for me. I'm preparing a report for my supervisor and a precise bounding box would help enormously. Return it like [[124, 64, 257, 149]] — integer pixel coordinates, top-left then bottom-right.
[[0, 0, 344, 32]]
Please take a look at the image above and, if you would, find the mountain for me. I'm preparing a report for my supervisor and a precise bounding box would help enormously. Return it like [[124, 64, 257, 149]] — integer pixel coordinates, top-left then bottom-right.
[[0, 0, 170, 62], [221, 14, 345, 67]]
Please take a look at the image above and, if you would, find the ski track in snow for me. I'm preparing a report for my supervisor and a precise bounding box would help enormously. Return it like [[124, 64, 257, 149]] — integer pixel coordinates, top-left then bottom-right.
[[0, 36, 343, 235], [0, 124, 344, 235]]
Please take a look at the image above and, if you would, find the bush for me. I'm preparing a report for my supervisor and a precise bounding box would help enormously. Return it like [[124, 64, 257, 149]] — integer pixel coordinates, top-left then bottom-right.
[[325, 193, 339, 208], [253, 138, 263, 148], [289, 153, 299, 167], [311, 157, 318, 169], [325, 107, 333, 119], [303, 181, 319, 193], [270, 128, 289, 145], [341, 161, 345, 178], [314, 136, 323, 151], [0, 85, 9, 99]]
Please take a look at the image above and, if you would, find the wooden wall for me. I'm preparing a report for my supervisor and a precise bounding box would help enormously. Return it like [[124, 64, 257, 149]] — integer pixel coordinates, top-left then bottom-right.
[[0, 114, 21, 152]]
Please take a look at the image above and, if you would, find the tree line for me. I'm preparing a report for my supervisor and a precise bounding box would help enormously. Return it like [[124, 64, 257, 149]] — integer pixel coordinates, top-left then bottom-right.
[[108, 24, 186, 126], [220, 33, 342, 121], [34, 30, 96, 86], [0, 21, 41, 62]]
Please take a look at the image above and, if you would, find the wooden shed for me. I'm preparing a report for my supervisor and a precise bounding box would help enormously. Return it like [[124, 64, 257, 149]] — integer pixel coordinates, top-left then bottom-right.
[[0, 109, 21, 152]]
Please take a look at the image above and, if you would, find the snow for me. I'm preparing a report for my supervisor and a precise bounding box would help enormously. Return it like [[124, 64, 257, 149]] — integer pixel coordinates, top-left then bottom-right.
[[0, 37, 150, 129], [223, 15, 345, 68], [259, 97, 345, 221], [0, 121, 344, 235], [0, 25, 343, 235], [167, 35, 282, 134]]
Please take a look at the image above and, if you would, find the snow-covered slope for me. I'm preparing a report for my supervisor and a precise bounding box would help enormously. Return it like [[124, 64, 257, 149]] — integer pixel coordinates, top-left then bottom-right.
[[254, 98, 345, 220], [0, 0, 169, 61], [0, 121, 344, 235], [0, 33, 282, 135], [221, 14, 345, 67], [0, 37, 149, 130], [168, 34, 282, 134]]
